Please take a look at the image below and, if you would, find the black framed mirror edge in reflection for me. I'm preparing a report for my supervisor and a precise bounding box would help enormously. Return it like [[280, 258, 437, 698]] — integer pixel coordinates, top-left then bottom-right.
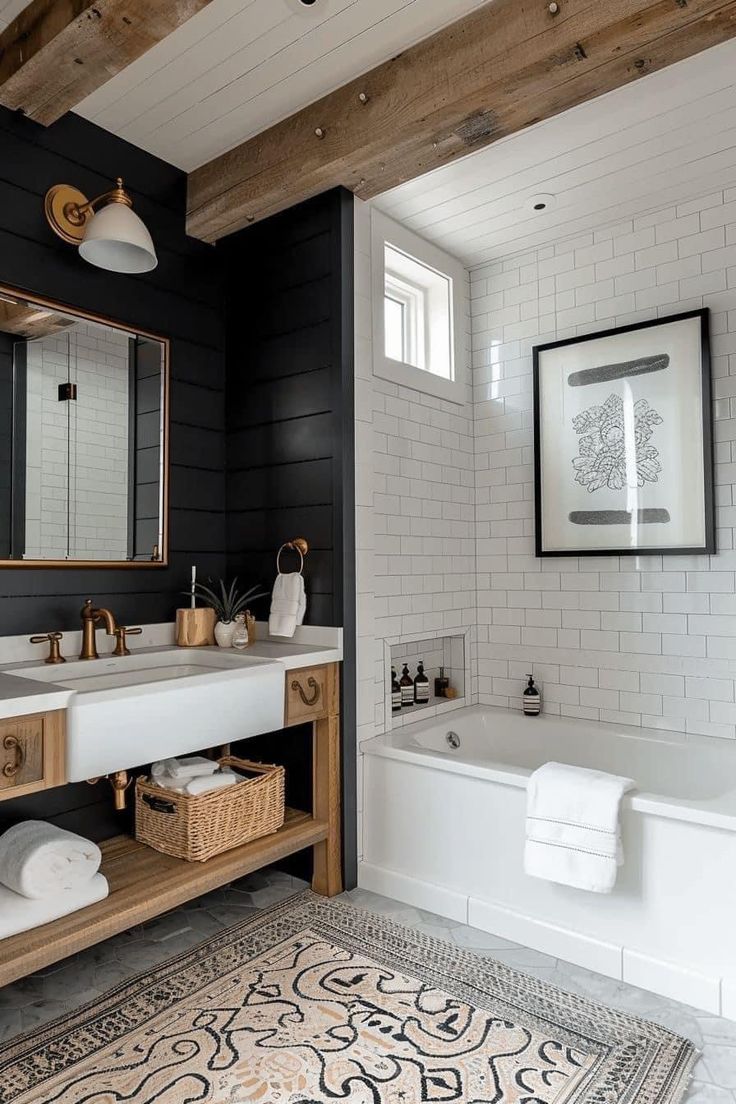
[[0, 280, 170, 570]]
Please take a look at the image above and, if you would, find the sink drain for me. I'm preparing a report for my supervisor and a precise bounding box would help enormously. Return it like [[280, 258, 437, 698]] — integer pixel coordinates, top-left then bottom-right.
[[446, 731, 460, 749]]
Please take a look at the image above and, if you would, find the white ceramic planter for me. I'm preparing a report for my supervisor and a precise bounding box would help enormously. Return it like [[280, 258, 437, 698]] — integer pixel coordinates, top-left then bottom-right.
[[214, 620, 235, 648]]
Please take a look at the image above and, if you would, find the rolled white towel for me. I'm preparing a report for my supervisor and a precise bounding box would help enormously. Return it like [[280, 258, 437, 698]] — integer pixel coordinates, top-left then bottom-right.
[[0, 874, 109, 939], [0, 821, 101, 900], [152, 756, 219, 780], [184, 770, 241, 796]]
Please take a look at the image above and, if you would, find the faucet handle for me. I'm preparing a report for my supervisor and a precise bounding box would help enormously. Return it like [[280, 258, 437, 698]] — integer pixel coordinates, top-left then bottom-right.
[[112, 626, 142, 657], [30, 632, 66, 665]]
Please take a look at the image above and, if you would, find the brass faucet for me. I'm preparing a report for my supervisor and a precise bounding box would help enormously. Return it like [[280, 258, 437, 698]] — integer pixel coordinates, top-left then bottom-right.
[[79, 599, 119, 660]]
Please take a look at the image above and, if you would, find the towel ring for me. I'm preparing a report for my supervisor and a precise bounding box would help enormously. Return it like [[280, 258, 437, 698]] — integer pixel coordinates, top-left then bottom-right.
[[276, 537, 308, 575]]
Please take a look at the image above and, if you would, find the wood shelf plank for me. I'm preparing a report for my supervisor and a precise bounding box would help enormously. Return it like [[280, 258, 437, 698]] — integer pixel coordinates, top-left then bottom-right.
[[0, 808, 326, 988]]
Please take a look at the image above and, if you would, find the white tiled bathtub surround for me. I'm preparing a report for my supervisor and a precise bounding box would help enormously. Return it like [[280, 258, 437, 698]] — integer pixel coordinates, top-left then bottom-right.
[[471, 186, 736, 738], [355, 187, 736, 1010]]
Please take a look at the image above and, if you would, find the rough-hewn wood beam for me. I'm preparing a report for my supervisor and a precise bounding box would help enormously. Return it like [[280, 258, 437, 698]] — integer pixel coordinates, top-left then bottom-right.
[[0, 0, 214, 126], [187, 0, 736, 243]]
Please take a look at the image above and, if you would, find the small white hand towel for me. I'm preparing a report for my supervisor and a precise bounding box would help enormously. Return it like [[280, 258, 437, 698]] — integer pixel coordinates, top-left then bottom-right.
[[0, 821, 101, 900], [269, 572, 306, 638], [524, 762, 634, 894], [0, 874, 108, 939]]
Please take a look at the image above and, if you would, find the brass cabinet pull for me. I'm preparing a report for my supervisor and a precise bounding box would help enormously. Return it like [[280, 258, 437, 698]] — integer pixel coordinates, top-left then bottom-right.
[[2, 734, 24, 779], [291, 676, 320, 707]]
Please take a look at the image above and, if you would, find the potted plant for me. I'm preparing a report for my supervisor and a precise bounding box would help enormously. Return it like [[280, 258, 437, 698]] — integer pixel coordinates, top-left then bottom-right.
[[187, 578, 268, 648]]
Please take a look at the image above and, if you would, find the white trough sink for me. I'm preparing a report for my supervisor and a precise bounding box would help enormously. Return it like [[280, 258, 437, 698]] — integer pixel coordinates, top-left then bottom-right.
[[13, 648, 285, 782]]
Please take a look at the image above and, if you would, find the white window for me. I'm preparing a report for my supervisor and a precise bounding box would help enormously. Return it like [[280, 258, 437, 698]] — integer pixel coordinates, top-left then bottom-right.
[[372, 210, 466, 405]]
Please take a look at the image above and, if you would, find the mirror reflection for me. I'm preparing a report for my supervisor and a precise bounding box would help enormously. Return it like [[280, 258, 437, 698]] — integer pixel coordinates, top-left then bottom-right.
[[0, 288, 167, 565]]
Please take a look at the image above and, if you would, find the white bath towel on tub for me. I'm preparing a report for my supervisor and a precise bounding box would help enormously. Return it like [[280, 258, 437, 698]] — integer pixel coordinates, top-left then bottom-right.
[[0, 820, 101, 899], [524, 762, 634, 893], [0, 874, 109, 939]]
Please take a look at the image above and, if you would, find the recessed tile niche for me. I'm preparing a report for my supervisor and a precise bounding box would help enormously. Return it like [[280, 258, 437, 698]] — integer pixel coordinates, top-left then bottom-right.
[[384, 632, 467, 730]]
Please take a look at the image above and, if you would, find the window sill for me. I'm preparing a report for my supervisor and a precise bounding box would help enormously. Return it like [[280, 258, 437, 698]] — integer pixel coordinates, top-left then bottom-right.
[[373, 353, 466, 406]]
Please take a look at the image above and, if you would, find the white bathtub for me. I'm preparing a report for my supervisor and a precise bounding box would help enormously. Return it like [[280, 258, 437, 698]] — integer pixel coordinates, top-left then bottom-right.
[[361, 705, 736, 1016]]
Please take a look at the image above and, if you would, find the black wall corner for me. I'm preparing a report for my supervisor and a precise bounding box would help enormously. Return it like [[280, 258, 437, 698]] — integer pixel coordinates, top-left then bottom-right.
[[220, 188, 357, 887]]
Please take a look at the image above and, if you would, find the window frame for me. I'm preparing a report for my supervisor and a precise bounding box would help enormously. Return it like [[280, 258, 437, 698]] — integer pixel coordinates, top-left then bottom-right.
[[371, 210, 467, 406]]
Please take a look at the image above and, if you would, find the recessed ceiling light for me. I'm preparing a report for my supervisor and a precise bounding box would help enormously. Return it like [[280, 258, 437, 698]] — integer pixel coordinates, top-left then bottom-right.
[[529, 193, 556, 213]]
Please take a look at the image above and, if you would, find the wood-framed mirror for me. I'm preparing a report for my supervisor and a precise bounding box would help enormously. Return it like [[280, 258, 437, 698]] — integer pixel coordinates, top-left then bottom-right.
[[0, 283, 169, 568]]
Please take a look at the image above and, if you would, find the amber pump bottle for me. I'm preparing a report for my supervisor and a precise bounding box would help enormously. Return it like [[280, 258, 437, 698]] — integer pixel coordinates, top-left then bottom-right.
[[400, 664, 414, 707]]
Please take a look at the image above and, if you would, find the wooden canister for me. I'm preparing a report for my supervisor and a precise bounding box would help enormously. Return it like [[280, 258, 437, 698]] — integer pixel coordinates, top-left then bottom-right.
[[176, 607, 216, 647]]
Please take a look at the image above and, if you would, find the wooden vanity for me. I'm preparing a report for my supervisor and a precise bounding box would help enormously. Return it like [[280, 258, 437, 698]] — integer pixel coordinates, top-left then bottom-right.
[[0, 661, 342, 987]]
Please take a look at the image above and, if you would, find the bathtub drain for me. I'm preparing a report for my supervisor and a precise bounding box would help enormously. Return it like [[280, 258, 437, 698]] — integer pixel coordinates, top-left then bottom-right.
[[446, 731, 461, 749]]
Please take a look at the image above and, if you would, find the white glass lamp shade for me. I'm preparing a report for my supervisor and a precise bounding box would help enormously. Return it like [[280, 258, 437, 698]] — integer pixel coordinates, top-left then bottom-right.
[[78, 201, 157, 274]]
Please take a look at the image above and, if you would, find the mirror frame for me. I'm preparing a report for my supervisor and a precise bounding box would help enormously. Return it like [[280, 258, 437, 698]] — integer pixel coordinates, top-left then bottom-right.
[[0, 282, 170, 569]]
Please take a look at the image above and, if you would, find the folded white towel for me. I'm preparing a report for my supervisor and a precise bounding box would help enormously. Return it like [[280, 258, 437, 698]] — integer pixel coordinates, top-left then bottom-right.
[[524, 762, 634, 894], [152, 756, 219, 781], [184, 770, 241, 796], [0, 821, 101, 900], [0, 873, 108, 939], [269, 572, 306, 638]]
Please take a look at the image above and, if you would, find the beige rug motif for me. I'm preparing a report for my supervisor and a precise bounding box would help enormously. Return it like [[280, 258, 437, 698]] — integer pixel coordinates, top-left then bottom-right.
[[0, 892, 697, 1104]]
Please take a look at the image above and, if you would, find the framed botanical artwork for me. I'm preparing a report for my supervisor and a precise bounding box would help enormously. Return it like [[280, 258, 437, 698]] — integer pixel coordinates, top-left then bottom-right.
[[533, 308, 714, 557]]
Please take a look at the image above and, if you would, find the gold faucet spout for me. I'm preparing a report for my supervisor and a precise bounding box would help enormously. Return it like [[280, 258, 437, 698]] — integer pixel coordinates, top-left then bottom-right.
[[79, 598, 119, 660]]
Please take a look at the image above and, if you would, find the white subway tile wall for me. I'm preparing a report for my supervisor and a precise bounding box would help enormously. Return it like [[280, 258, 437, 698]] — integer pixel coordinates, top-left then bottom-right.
[[354, 200, 476, 856], [472, 187, 736, 739]]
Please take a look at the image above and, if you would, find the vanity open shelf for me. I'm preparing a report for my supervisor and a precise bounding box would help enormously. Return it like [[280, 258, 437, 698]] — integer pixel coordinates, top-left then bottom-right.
[[0, 808, 328, 988]]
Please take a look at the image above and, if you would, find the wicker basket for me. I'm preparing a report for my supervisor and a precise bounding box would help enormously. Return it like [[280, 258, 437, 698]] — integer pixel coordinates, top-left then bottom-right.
[[135, 757, 285, 862]]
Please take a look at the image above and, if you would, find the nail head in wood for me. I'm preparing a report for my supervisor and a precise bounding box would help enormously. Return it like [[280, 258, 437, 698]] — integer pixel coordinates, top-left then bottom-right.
[[359, 92, 369, 104], [548, 2, 559, 13], [315, 127, 325, 139]]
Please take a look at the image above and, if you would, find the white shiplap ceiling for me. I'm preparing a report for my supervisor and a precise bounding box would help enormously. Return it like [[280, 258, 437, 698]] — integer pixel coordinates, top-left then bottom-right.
[[0, 0, 27, 30], [70, 0, 490, 171], [375, 39, 736, 269]]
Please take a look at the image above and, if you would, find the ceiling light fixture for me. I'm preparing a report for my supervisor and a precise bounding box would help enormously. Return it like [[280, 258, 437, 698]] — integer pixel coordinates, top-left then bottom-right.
[[44, 178, 158, 274], [528, 193, 556, 213]]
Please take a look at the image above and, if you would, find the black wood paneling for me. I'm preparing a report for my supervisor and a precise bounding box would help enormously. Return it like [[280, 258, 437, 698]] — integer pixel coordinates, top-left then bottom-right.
[[0, 105, 227, 635], [220, 189, 357, 886]]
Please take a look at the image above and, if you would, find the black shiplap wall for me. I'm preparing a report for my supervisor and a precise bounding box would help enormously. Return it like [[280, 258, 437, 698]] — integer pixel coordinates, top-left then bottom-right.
[[0, 106, 227, 634], [0, 108, 226, 839], [221, 190, 354, 626], [221, 189, 357, 885]]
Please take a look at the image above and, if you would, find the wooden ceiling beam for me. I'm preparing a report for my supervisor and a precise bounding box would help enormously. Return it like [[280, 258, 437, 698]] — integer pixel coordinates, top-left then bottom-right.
[[0, 0, 215, 126], [187, 0, 736, 243]]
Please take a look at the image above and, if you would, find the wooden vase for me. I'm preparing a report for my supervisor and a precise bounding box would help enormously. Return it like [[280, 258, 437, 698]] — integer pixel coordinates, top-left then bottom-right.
[[176, 607, 216, 647]]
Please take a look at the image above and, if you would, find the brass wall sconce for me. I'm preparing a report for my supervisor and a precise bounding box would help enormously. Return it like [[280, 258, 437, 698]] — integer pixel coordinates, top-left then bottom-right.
[[44, 178, 158, 274]]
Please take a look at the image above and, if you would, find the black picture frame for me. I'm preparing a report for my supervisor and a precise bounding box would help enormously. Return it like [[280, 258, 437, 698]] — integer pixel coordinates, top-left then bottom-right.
[[533, 308, 714, 558]]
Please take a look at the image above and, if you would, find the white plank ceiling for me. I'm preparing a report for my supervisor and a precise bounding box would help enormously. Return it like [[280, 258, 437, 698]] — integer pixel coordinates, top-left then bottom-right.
[[375, 39, 736, 268], [0, 0, 28, 30], [69, 0, 488, 171]]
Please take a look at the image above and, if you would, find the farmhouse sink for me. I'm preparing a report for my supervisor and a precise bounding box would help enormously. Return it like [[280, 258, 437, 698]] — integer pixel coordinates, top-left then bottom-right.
[[13, 648, 285, 782]]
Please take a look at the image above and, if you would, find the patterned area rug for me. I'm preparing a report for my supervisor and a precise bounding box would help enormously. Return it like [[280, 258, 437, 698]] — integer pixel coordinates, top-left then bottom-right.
[[0, 892, 696, 1104]]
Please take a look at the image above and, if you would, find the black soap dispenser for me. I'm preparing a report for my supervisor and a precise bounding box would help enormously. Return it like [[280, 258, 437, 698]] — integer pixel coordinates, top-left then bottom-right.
[[523, 674, 541, 716]]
